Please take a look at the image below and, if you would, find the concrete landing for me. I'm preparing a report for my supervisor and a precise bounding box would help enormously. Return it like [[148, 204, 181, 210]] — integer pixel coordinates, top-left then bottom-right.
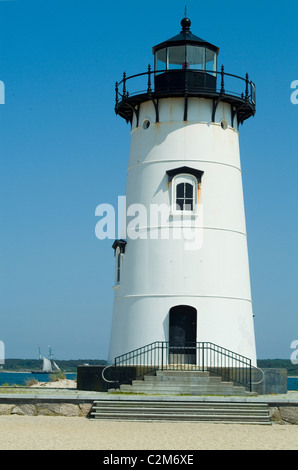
[[0, 386, 298, 404]]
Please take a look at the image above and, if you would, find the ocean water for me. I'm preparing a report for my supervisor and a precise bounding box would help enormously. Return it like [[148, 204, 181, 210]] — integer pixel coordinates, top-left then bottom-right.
[[0, 372, 77, 386], [287, 377, 298, 391]]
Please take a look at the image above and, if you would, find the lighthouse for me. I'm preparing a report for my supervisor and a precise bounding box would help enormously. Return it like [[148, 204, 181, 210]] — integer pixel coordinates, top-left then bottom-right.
[[108, 17, 257, 368]]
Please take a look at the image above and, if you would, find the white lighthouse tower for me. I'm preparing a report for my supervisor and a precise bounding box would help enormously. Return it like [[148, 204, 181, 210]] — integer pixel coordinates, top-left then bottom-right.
[[108, 17, 257, 369]]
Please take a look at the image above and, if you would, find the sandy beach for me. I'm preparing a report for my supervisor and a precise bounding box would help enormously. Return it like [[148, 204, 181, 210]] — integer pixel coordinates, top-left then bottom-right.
[[0, 415, 297, 450]]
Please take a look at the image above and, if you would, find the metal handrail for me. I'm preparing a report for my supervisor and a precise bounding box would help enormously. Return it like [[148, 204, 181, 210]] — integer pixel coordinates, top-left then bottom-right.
[[115, 67, 256, 107], [112, 341, 252, 392]]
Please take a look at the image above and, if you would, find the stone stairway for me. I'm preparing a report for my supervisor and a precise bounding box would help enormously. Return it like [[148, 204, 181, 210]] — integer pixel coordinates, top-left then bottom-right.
[[90, 399, 271, 424], [108, 370, 254, 396]]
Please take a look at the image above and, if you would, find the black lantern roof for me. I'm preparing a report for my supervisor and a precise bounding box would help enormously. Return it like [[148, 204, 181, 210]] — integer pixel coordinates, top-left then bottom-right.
[[152, 18, 219, 55]]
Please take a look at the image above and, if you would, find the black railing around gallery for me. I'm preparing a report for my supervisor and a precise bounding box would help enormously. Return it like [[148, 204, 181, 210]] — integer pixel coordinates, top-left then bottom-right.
[[115, 66, 255, 105], [114, 67, 256, 125]]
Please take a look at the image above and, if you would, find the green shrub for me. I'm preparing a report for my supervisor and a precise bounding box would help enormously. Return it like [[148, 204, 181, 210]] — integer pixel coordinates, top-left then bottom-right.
[[50, 371, 66, 382], [25, 378, 39, 387]]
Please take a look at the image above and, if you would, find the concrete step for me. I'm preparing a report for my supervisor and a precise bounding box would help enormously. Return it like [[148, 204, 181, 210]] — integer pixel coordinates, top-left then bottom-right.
[[93, 400, 268, 410], [90, 412, 270, 424], [108, 370, 253, 396], [143, 375, 223, 384], [118, 383, 248, 395], [118, 389, 248, 396], [132, 379, 238, 388], [93, 401, 268, 410], [92, 406, 269, 416], [156, 371, 210, 377], [131, 379, 224, 387], [90, 400, 271, 424]]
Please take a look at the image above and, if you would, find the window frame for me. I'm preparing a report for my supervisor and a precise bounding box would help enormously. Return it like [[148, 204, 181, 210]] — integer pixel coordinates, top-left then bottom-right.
[[171, 173, 198, 216], [115, 247, 121, 285], [112, 239, 127, 287]]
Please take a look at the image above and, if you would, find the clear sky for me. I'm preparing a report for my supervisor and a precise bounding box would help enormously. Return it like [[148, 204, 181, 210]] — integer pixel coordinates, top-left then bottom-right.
[[0, 0, 297, 361]]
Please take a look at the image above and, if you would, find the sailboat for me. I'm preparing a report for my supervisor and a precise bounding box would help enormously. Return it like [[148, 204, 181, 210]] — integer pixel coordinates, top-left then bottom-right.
[[31, 346, 61, 374]]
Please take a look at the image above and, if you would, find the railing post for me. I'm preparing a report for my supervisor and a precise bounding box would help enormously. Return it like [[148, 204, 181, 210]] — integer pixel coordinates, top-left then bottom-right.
[[220, 65, 225, 94], [245, 73, 249, 101], [251, 81, 256, 105], [115, 82, 119, 107], [161, 342, 164, 371], [113, 357, 117, 388], [122, 72, 127, 98], [202, 343, 205, 372], [147, 64, 152, 94]]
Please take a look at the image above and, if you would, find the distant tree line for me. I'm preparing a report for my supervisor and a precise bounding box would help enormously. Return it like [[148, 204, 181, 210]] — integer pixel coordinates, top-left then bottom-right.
[[1, 359, 107, 373], [1, 358, 297, 375], [257, 359, 298, 376]]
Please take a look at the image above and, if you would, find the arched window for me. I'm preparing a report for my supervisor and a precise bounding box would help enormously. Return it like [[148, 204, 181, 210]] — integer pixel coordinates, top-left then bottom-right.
[[176, 180, 194, 211], [112, 239, 127, 286], [167, 166, 204, 215], [166, 166, 204, 216], [115, 247, 121, 285], [173, 174, 197, 214]]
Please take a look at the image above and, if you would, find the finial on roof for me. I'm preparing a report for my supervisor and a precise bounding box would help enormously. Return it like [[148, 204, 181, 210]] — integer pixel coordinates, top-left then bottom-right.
[[181, 17, 191, 32]]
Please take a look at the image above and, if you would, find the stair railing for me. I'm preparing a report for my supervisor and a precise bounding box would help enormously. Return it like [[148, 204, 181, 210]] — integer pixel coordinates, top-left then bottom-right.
[[111, 342, 252, 392]]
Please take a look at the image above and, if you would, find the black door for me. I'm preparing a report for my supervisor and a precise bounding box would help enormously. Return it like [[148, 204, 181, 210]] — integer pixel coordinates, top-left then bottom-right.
[[169, 306, 197, 365]]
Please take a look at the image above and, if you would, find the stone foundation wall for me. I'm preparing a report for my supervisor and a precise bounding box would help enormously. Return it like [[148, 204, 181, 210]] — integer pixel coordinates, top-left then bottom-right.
[[0, 403, 93, 417], [269, 406, 298, 425]]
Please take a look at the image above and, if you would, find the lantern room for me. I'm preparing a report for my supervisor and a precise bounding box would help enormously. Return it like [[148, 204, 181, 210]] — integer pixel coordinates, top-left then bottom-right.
[[153, 17, 219, 92]]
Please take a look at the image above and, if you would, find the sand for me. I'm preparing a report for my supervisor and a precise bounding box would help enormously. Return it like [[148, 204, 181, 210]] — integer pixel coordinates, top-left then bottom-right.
[[0, 415, 297, 450], [31, 378, 77, 388]]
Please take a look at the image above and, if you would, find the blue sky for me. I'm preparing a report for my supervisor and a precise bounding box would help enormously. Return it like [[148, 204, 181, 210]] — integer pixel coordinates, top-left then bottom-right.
[[0, 0, 297, 360]]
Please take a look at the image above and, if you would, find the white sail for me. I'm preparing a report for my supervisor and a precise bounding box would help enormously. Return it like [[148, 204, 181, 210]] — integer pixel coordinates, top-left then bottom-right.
[[52, 361, 60, 371], [42, 357, 52, 372]]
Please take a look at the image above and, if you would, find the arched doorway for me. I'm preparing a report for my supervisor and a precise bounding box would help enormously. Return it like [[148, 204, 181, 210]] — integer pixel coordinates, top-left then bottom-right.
[[169, 305, 197, 365]]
